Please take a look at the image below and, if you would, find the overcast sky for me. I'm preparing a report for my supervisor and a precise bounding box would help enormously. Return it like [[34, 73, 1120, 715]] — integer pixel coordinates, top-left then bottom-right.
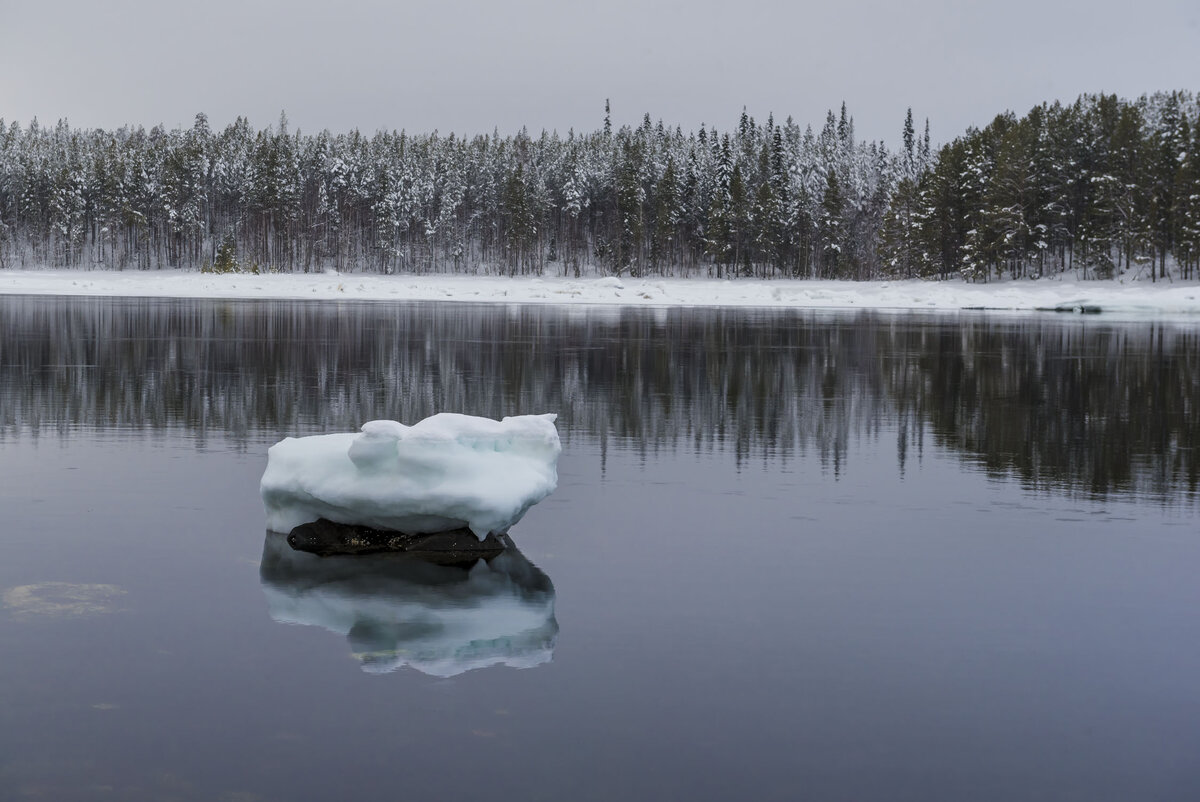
[[1, 0, 1197, 146]]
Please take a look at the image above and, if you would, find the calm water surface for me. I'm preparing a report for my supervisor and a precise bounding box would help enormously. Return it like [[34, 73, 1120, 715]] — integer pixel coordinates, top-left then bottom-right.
[[0, 296, 1198, 801]]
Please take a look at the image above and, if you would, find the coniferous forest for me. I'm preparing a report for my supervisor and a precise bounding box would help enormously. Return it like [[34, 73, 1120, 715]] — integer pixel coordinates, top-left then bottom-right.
[[1, 92, 1197, 282]]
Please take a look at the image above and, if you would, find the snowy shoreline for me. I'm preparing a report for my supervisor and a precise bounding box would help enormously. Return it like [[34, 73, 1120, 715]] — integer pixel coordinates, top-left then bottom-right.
[[2, 269, 1200, 319]]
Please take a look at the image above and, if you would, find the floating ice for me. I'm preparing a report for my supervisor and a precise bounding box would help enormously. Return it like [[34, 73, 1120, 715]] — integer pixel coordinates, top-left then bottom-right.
[[2, 582, 126, 619], [260, 413, 561, 538], [259, 533, 557, 676]]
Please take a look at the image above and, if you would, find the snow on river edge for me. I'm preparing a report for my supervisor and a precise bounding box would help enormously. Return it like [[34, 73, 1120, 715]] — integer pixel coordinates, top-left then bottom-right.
[[3, 269, 1200, 319]]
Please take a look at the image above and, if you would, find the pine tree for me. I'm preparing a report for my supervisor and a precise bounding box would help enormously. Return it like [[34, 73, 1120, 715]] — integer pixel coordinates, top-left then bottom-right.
[[1111, 102, 1149, 277], [920, 118, 931, 172], [503, 161, 535, 274], [1148, 91, 1184, 278], [705, 134, 735, 276], [902, 108, 916, 179], [650, 156, 677, 272], [613, 135, 645, 275], [729, 163, 749, 275], [878, 176, 922, 277], [1174, 114, 1200, 279], [818, 170, 845, 278]]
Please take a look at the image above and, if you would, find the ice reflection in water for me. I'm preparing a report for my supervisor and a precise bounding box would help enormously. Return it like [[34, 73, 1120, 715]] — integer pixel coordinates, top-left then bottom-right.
[[259, 533, 557, 676]]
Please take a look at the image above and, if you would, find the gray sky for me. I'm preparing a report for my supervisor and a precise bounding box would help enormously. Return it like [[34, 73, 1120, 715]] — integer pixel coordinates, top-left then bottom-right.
[[1, 0, 1197, 146]]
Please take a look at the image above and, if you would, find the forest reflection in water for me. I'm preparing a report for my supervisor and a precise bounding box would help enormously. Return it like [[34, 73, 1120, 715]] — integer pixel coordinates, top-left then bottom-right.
[[0, 295, 1196, 502]]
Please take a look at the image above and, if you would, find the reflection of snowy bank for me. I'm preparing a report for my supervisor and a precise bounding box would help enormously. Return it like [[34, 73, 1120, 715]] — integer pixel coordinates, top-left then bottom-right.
[[259, 533, 557, 677]]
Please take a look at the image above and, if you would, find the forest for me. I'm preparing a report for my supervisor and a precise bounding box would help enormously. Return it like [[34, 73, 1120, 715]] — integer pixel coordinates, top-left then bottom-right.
[[0, 92, 1197, 282]]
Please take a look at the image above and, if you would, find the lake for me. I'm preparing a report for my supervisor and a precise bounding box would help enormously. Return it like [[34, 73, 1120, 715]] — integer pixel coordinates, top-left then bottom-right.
[[1, 296, 1198, 801]]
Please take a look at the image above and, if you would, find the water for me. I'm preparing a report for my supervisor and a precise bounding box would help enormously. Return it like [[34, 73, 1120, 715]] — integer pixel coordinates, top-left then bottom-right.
[[0, 296, 1197, 801]]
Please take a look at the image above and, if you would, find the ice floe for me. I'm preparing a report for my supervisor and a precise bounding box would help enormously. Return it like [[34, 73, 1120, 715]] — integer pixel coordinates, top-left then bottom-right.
[[261, 413, 561, 538]]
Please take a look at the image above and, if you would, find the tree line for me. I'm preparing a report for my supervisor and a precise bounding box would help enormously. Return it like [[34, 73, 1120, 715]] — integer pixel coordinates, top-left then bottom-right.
[[0, 92, 1196, 281]]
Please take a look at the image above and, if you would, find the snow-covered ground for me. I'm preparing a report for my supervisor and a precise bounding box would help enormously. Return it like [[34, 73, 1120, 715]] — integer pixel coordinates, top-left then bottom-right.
[[2, 269, 1200, 318]]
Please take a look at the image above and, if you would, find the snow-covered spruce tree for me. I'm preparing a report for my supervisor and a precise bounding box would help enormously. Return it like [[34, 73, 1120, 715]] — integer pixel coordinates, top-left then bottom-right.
[[1174, 115, 1200, 279]]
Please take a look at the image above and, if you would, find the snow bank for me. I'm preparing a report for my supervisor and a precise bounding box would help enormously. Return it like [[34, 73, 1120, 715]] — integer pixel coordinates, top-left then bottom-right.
[[3, 269, 1200, 317], [261, 413, 561, 538], [259, 533, 557, 676]]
